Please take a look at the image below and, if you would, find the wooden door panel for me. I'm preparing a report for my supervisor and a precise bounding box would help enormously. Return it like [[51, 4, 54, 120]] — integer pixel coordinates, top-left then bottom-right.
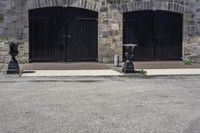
[[123, 10, 154, 60], [123, 10, 183, 61], [29, 7, 98, 62]]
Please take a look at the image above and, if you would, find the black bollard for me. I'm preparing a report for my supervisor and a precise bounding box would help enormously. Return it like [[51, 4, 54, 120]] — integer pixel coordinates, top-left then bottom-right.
[[122, 44, 137, 73], [7, 41, 20, 74]]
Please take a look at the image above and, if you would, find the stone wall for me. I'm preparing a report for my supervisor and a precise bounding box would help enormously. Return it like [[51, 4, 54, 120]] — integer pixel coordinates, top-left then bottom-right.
[[98, 0, 123, 62], [0, 41, 9, 64], [0, 0, 200, 64], [185, 37, 200, 63], [0, 0, 29, 65]]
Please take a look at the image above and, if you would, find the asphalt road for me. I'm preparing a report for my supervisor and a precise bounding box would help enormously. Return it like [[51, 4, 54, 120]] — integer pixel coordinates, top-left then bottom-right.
[[0, 76, 200, 133]]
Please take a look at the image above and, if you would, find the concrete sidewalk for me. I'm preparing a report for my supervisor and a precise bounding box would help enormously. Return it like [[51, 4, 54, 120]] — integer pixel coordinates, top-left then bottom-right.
[[4, 61, 200, 77], [110, 61, 200, 76], [22, 70, 124, 77], [21, 68, 200, 77], [142, 68, 200, 76], [22, 63, 123, 77], [135, 61, 200, 76]]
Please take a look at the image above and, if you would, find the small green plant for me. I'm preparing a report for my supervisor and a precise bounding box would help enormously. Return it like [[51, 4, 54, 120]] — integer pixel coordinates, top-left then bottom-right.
[[183, 60, 192, 65], [19, 68, 24, 77], [140, 69, 147, 75], [0, 64, 3, 72]]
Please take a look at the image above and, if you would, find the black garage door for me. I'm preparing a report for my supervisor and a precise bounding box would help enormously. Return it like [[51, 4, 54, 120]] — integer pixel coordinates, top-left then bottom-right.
[[123, 10, 183, 61], [29, 7, 98, 62]]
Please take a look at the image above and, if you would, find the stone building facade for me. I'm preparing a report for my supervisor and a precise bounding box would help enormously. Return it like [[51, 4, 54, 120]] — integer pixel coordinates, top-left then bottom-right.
[[0, 0, 200, 64]]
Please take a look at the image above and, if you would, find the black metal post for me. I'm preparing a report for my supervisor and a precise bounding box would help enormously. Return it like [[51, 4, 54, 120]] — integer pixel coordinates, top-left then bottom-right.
[[122, 44, 137, 73], [7, 41, 20, 74]]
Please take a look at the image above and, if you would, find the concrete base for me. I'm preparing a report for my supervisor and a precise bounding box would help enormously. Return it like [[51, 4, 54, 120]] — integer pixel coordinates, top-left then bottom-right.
[[143, 69, 200, 76], [22, 70, 124, 77]]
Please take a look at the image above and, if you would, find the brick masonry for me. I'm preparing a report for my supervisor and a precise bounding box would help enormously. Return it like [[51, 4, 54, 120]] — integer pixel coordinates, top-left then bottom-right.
[[0, 0, 200, 64]]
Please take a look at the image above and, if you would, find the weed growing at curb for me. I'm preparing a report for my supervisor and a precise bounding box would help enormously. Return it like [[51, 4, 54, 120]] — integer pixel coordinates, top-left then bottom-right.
[[19, 68, 24, 77], [183, 60, 192, 65], [140, 69, 147, 75]]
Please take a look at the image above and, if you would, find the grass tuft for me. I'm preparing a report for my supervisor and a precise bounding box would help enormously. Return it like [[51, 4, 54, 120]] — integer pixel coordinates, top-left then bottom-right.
[[183, 60, 192, 65], [140, 69, 147, 75]]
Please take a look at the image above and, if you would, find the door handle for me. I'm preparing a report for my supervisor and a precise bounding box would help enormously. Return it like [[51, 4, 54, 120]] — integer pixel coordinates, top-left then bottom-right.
[[62, 34, 71, 38], [67, 35, 71, 38]]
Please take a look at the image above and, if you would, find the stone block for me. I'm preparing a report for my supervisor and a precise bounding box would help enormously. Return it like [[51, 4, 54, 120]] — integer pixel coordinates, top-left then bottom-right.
[[102, 31, 109, 38], [100, 6, 108, 12]]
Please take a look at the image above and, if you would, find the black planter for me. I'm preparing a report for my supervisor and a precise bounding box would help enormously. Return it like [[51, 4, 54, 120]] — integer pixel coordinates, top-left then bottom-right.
[[7, 41, 20, 74], [122, 44, 137, 73]]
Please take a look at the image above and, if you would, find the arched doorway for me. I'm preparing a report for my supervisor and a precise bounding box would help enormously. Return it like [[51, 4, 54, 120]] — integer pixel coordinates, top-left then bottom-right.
[[29, 7, 98, 62], [123, 10, 183, 61]]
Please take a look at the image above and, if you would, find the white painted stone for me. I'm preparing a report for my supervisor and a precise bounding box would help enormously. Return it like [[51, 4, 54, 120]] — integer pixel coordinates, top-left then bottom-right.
[[111, 23, 119, 30]]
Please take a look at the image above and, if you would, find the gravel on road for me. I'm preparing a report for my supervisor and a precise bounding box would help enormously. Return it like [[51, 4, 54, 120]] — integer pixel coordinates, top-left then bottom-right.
[[0, 76, 200, 133]]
